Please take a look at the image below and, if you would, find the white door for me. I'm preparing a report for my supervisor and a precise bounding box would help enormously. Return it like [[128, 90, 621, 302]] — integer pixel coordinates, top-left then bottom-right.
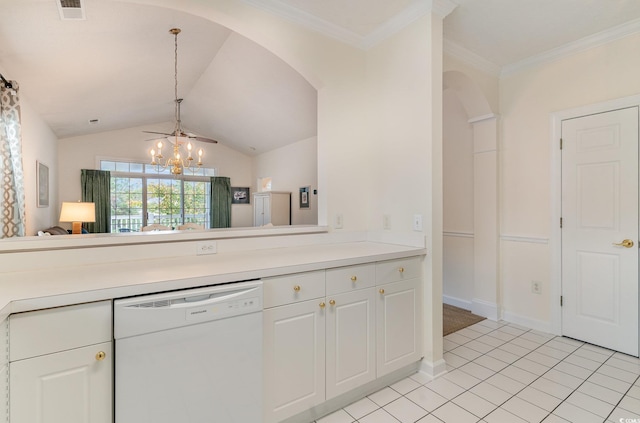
[[561, 107, 639, 356], [10, 342, 113, 423], [325, 288, 376, 400]]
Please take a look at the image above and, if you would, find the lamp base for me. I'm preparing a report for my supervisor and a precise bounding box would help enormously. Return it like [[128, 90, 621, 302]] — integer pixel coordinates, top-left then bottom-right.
[[71, 221, 82, 234]]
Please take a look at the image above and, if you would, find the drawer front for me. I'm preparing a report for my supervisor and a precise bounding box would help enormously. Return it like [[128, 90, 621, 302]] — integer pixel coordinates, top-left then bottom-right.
[[375, 257, 421, 285], [326, 263, 375, 295], [10, 300, 112, 362], [263, 271, 325, 308]]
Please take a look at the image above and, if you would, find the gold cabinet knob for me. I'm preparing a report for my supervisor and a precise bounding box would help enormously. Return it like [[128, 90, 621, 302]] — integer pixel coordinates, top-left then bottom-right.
[[329, 299, 336, 306], [398, 267, 404, 273], [350, 276, 357, 282], [319, 302, 326, 308], [95, 351, 106, 361], [293, 285, 301, 292], [379, 289, 385, 294], [613, 239, 635, 248]]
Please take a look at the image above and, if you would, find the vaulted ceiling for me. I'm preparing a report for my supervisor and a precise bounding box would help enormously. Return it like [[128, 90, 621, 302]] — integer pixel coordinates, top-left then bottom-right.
[[1, 0, 639, 155]]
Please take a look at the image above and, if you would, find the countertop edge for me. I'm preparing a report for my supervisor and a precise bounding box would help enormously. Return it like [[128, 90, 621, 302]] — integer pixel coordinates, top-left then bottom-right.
[[0, 242, 427, 316]]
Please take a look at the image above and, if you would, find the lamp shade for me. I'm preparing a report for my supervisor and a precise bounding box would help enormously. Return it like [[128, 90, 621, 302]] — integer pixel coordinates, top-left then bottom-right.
[[60, 202, 96, 234], [60, 202, 96, 224]]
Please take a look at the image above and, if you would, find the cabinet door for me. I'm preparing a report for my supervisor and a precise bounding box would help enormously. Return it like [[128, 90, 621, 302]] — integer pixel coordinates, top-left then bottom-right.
[[263, 299, 325, 423], [326, 288, 376, 400], [10, 342, 112, 423], [376, 278, 422, 377]]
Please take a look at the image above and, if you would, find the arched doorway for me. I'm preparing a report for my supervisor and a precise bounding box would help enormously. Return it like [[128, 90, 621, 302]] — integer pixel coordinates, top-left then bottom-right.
[[443, 70, 499, 321]]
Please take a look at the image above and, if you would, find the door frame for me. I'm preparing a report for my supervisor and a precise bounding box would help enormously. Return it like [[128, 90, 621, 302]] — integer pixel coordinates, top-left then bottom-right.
[[550, 93, 640, 338]]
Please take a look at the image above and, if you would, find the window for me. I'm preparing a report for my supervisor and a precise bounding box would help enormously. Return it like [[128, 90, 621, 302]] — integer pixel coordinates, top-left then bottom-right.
[[101, 160, 215, 232]]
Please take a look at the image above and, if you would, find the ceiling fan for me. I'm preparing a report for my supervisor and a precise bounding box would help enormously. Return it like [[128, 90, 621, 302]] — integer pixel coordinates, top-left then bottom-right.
[[143, 28, 218, 146], [143, 98, 218, 144]]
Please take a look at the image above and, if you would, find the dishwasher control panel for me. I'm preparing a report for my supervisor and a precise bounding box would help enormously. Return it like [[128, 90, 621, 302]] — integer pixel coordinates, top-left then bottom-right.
[[186, 296, 260, 322], [114, 280, 263, 340]]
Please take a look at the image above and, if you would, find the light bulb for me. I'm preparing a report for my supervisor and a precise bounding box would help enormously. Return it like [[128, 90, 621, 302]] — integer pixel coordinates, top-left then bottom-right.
[[157, 141, 163, 149], [187, 142, 192, 151]]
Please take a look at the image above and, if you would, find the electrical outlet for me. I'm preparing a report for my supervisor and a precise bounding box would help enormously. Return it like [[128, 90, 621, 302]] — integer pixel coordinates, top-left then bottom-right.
[[531, 280, 542, 295], [413, 214, 423, 231], [334, 214, 343, 229], [383, 214, 391, 230], [196, 241, 217, 255]]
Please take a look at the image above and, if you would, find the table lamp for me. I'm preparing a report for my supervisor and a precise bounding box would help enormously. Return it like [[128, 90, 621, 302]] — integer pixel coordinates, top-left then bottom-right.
[[59, 202, 95, 234]]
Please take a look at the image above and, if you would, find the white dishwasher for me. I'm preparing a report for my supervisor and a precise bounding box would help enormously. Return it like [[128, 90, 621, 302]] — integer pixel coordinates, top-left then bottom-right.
[[114, 280, 263, 423]]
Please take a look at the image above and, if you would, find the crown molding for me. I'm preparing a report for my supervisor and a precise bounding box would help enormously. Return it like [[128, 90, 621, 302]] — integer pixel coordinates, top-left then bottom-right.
[[443, 39, 501, 76], [242, 0, 457, 50], [241, 0, 365, 48], [501, 17, 640, 77]]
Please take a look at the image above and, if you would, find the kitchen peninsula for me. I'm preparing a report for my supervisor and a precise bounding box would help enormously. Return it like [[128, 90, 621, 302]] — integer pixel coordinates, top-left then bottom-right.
[[0, 228, 428, 423]]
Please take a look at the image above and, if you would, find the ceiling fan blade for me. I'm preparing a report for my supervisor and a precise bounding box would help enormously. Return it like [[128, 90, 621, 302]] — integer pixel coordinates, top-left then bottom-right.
[[143, 130, 174, 136], [191, 136, 219, 144]]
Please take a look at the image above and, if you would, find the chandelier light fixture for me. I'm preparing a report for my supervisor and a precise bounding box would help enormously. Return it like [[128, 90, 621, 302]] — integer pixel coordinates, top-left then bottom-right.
[[147, 28, 212, 175]]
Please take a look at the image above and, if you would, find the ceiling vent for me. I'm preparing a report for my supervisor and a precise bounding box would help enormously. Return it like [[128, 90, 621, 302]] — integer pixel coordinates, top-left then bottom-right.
[[57, 0, 85, 20]]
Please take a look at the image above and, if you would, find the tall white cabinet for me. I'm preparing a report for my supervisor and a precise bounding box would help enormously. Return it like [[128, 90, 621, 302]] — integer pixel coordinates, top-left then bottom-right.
[[253, 191, 291, 226]]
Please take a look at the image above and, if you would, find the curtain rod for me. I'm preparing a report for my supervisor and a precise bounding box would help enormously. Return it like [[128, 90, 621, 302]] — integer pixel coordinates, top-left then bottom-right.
[[0, 73, 13, 89]]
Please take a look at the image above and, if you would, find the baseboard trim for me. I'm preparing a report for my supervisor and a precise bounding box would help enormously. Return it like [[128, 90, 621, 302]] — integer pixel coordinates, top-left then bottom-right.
[[471, 298, 499, 321], [502, 310, 556, 334], [419, 358, 447, 379], [442, 295, 472, 310]]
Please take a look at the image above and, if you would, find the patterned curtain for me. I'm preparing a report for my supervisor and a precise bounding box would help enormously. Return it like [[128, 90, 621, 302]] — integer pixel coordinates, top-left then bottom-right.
[[81, 169, 111, 233], [0, 81, 26, 238], [210, 176, 231, 228]]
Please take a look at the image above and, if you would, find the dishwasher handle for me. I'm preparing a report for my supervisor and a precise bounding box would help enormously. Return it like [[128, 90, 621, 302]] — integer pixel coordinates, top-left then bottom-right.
[[169, 286, 260, 309]]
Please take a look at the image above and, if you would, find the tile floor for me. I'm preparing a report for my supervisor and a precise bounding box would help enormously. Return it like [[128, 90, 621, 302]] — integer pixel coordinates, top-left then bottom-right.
[[315, 319, 640, 423]]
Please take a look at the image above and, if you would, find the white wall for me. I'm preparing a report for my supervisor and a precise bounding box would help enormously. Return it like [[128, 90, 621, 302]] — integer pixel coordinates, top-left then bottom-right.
[[18, 93, 59, 235], [57, 123, 254, 227], [442, 88, 474, 306], [500, 33, 640, 330], [254, 136, 318, 225]]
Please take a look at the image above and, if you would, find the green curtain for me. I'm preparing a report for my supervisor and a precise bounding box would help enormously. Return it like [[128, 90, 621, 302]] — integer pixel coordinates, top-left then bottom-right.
[[210, 176, 231, 228], [81, 169, 111, 233]]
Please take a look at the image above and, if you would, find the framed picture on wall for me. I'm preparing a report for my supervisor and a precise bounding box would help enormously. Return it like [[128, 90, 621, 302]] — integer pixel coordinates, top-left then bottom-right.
[[299, 186, 310, 209], [36, 160, 49, 208], [231, 187, 250, 204]]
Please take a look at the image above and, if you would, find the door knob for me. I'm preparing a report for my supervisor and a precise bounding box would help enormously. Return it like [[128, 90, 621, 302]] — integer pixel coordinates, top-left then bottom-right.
[[613, 239, 635, 248]]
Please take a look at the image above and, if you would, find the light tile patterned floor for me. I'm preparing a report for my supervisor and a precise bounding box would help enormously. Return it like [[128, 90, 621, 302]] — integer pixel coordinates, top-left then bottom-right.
[[315, 319, 640, 423]]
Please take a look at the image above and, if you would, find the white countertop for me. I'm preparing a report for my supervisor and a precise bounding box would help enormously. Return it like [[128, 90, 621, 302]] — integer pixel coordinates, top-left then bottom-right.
[[0, 241, 425, 315]]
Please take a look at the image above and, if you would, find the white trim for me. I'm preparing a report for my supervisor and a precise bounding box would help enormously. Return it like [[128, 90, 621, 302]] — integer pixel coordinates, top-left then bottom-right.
[[502, 310, 556, 335], [443, 39, 501, 76], [502, 17, 640, 78], [550, 94, 640, 337], [242, 0, 456, 50], [419, 358, 447, 379], [471, 298, 499, 321], [468, 113, 499, 124], [443, 231, 474, 239], [500, 234, 549, 244], [443, 295, 472, 310], [363, 0, 457, 50]]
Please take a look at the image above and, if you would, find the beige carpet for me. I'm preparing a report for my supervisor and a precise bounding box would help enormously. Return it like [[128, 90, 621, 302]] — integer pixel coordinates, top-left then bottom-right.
[[443, 303, 486, 336]]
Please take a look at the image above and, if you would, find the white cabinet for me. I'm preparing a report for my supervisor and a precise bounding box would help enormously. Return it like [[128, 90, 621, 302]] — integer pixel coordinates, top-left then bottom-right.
[[9, 301, 113, 423], [264, 299, 325, 423], [263, 271, 326, 423], [326, 288, 376, 399], [254, 191, 291, 226], [10, 342, 112, 423], [376, 258, 423, 377], [263, 264, 380, 422]]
